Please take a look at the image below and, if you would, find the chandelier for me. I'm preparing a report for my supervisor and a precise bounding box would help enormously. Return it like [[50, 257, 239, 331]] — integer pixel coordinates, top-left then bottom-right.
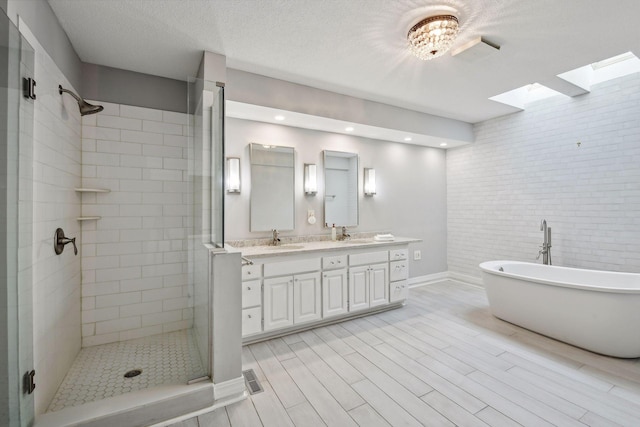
[[407, 15, 459, 60]]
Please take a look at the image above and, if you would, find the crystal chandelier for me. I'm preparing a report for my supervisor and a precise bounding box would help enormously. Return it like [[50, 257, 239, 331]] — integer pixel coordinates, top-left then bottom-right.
[[407, 15, 459, 60]]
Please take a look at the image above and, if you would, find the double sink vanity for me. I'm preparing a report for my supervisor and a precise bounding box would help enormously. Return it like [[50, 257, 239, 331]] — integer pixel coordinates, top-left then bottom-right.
[[229, 143, 419, 342], [229, 236, 419, 342]]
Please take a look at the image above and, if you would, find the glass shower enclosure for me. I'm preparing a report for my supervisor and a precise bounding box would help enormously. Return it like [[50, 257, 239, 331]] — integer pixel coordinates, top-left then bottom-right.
[[1, 8, 35, 427]]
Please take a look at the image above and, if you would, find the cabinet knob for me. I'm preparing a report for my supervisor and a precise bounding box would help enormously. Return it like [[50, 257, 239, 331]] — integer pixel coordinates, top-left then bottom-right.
[[248, 314, 252, 318], [247, 286, 251, 290], [331, 261, 335, 265], [247, 271, 252, 275]]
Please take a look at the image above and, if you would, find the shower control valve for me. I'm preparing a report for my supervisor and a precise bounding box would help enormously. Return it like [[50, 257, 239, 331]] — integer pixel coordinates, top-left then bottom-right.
[[54, 228, 78, 256]]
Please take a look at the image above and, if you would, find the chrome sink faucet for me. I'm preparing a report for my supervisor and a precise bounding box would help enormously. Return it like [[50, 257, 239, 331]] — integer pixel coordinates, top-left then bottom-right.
[[271, 229, 281, 246], [536, 219, 552, 265], [340, 226, 351, 241]]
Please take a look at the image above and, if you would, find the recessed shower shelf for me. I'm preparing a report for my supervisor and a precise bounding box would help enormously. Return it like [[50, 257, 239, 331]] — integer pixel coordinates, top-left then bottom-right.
[[77, 216, 101, 221], [75, 188, 111, 193]]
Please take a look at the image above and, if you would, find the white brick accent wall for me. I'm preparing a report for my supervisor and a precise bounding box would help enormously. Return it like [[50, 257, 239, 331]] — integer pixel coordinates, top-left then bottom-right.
[[80, 103, 191, 347], [447, 74, 640, 280]]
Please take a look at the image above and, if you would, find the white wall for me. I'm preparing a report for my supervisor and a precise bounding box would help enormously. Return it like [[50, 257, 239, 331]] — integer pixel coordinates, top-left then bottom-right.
[[447, 73, 640, 279], [225, 118, 448, 277], [80, 102, 192, 346]]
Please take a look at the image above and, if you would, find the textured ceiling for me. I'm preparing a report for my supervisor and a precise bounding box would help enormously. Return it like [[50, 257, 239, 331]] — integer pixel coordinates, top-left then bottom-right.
[[48, 0, 640, 123]]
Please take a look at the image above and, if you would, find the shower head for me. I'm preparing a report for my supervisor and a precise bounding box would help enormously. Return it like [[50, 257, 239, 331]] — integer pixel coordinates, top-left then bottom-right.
[[58, 85, 104, 116]]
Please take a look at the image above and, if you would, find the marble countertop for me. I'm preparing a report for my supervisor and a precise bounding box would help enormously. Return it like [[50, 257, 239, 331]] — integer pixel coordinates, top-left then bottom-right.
[[227, 236, 421, 258]]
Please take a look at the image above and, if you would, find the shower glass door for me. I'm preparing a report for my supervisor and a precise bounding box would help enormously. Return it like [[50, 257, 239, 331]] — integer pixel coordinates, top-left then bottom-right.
[[1, 9, 35, 427], [187, 78, 224, 379]]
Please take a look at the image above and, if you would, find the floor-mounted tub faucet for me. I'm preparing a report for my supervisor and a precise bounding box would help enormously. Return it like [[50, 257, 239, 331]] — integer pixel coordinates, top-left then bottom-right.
[[537, 219, 552, 265], [271, 229, 281, 246]]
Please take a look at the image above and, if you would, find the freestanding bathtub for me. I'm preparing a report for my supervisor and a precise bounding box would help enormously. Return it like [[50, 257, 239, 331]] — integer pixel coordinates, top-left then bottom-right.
[[479, 260, 640, 358]]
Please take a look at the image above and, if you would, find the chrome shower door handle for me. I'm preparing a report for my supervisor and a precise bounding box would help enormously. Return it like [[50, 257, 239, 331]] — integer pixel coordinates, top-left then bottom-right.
[[54, 228, 78, 256]]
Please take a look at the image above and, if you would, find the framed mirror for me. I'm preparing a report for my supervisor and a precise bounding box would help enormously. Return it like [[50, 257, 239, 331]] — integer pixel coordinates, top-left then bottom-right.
[[250, 143, 295, 231], [324, 150, 358, 227]]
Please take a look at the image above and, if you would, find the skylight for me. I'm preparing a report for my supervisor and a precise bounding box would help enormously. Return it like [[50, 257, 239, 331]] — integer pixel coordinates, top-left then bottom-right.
[[489, 83, 567, 110], [490, 52, 640, 111], [558, 51, 640, 89]]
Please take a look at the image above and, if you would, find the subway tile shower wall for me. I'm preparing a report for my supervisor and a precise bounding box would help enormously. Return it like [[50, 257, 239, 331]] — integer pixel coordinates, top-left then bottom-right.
[[80, 104, 191, 347], [447, 73, 640, 279]]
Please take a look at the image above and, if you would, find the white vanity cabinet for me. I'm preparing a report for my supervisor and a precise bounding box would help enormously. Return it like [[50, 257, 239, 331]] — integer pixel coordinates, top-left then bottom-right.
[[322, 255, 348, 318], [348, 251, 389, 311], [238, 238, 417, 342], [241, 264, 262, 336], [390, 248, 409, 302]]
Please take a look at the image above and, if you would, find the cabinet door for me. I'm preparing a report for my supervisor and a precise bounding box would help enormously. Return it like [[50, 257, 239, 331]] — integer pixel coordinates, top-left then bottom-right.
[[242, 307, 262, 336], [349, 265, 370, 312], [369, 262, 389, 308], [242, 279, 262, 309], [294, 272, 322, 324], [390, 280, 408, 303], [264, 276, 294, 331], [322, 268, 348, 318]]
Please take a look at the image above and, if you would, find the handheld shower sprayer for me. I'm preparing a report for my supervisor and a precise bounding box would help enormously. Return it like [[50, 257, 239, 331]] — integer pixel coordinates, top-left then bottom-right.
[[58, 85, 104, 116]]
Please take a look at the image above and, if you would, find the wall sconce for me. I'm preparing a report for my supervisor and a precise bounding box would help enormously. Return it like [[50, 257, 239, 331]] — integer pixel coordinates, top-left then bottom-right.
[[304, 163, 317, 195], [364, 168, 376, 196], [226, 157, 240, 193]]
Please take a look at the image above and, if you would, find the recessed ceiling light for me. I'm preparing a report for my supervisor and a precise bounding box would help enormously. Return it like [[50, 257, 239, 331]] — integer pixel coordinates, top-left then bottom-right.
[[274, 115, 285, 121], [440, 142, 448, 147], [345, 127, 354, 132], [404, 137, 412, 142]]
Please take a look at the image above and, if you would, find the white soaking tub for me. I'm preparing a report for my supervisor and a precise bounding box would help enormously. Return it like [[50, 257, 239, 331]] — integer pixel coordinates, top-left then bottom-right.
[[479, 260, 640, 358]]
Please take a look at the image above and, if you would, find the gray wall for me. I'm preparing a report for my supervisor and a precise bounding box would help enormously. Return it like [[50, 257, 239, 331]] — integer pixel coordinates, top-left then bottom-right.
[[6, 0, 81, 89], [6, 1, 187, 113], [227, 69, 473, 145], [225, 118, 448, 278], [82, 63, 187, 113]]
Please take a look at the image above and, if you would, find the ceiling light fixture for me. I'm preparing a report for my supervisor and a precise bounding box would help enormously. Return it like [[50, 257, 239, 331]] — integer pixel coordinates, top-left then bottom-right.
[[407, 15, 459, 60], [345, 126, 354, 132], [274, 115, 285, 121]]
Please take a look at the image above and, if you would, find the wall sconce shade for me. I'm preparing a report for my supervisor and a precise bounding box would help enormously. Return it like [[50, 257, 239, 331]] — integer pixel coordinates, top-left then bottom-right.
[[304, 163, 317, 195], [227, 157, 241, 193], [364, 168, 376, 196]]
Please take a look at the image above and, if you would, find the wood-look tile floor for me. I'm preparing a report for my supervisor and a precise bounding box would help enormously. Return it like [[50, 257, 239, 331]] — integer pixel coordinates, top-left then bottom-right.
[[172, 281, 640, 427]]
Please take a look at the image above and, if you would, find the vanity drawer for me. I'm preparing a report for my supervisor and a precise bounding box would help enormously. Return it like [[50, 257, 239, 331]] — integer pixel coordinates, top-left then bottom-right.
[[264, 257, 321, 277], [349, 251, 388, 266], [390, 248, 408, 261], [242, 279, 261, 308], [390, 280, 408, 302], [390, 260, 409, 281], [242, 264, 262, 280], [322, 255, 347, 270], [242, 306, 262, 336]]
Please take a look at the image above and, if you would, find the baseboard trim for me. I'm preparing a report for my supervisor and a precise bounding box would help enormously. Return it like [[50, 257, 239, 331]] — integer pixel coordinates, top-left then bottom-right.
[[408, 272, 449, 288], [213, 376, 246, 401], [409, 271, 483, 288], [448, 271, 483, 286]]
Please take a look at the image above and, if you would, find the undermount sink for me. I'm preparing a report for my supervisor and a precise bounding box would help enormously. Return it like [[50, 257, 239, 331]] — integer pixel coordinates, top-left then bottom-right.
[[341, 239, 373, 244], [267, 244, 305, 250]]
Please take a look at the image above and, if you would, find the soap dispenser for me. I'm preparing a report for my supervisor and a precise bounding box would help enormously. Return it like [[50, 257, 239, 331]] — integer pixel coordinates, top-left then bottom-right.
[[331, 224, 336, 241]]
